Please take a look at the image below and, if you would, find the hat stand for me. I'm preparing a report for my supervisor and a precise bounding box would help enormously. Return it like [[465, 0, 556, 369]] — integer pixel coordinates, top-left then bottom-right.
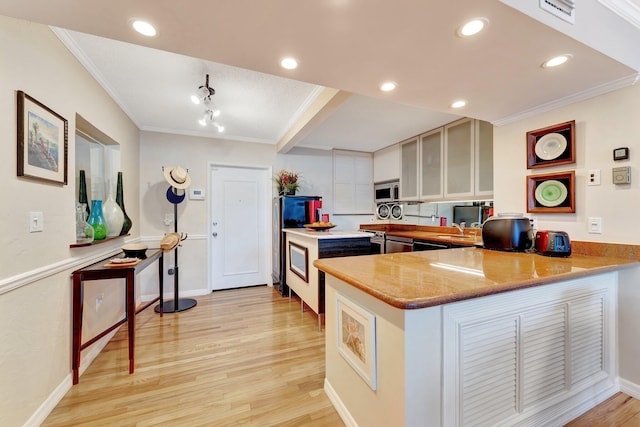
[[155, 173, 197, 314]]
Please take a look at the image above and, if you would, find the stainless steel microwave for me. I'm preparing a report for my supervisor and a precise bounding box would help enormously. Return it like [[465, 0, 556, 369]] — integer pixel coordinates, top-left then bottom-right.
[[374, 180, 399, 203]]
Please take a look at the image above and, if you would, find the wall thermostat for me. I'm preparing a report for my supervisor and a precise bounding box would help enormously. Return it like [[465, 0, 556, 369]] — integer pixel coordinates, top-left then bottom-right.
[[612, 166, 631, 185], [613, 147, 629, 161], [189, 188, 205, 200]]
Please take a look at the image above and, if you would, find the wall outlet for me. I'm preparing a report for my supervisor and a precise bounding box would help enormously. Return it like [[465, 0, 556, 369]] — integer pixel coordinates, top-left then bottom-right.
[[587, 169, 601, 186], [164, 213, 174, 226], [528, 216, 538, 230], [588, 217, 602, 234]]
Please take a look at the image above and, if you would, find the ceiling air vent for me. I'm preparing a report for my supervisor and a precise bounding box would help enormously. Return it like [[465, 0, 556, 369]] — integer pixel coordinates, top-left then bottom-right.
[[540, 0, 575, 23]]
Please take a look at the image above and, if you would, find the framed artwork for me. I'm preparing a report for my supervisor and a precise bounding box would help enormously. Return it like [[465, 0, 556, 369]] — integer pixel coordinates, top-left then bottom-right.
[[527, 171, 575, 213], [336, 293, 377, 390], [288, 241, 308, 282], [526, 120, 575, 169], [17, 90, 68, 185]]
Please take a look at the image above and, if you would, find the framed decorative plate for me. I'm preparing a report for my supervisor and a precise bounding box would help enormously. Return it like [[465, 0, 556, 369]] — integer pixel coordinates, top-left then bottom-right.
[[527, 120, 575, 169], [527, 171, 575, 213]]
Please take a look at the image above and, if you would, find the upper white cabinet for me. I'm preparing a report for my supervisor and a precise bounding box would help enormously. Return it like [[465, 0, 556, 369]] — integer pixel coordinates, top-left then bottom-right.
[[444, 118, 474, 199], [373, 144, 400, 183], [475, 119, 494, 197], [419, 128, 444, 200], [399, 137, 419, 201], [333, 150, 373, 214], [398, 119, 493, 202]]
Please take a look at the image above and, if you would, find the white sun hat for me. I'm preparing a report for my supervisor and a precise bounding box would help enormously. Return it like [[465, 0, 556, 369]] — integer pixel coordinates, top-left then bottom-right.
[[163, 166, 192, 189]]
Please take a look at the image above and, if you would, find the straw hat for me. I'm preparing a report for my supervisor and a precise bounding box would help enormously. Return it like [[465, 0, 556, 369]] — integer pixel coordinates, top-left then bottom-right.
[[163, 166, 191, 189], [160, 232, 181, 251]]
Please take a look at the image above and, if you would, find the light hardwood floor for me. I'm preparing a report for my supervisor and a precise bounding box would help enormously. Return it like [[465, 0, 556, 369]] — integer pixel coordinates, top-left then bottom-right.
[[44, 286, 343, 426], [44, 285, 637, 426]]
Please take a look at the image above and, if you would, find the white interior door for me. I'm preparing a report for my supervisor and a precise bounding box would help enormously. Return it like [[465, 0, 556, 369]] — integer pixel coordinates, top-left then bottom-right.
[[209, 165, 270, 290]]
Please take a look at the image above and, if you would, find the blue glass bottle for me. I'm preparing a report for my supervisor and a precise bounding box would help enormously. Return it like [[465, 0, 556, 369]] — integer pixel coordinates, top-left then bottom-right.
[[87, 200, 107, 240]]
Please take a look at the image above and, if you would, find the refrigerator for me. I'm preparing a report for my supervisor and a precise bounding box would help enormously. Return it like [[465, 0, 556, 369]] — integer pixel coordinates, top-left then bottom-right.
[[272, 195, 322, 296]]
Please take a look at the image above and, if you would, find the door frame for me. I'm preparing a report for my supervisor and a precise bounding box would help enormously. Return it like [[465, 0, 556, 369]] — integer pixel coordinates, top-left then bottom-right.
[[207, 162, 273, 292]]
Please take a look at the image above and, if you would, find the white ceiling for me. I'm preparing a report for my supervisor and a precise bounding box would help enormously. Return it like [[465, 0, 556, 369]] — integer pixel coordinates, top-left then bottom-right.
[[1, 0, 639, 153]]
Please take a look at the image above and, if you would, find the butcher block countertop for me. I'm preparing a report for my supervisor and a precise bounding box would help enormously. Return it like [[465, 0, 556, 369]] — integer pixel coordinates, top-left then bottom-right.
[[284, 228, 372, 239], [314, 247, 639, 309]]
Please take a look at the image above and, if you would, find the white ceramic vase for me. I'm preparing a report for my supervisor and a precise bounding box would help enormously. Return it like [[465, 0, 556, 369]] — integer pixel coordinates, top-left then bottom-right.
[[103, 190, 124, 237]]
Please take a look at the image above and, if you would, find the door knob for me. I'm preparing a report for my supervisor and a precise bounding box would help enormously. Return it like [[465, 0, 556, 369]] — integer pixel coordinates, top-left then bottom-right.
[[212, 232, 218, 237]]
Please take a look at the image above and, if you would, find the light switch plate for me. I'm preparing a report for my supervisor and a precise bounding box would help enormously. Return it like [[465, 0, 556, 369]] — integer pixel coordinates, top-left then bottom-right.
[[588, 217, 602, 234], [29, 211, 44, 232]]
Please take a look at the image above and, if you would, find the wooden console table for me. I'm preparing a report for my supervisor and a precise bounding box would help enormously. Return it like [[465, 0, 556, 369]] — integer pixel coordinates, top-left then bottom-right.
[[71, 249, 164, 384]]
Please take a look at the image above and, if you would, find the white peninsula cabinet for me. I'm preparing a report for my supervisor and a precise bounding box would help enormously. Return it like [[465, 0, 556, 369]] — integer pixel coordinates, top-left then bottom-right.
[[333, 150, 373, 214], [399, 119, 493, 202], [322, 270, 618, 427]]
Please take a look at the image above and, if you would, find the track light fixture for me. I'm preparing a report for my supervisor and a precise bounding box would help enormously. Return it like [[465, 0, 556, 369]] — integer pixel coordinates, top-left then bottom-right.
[[192, 74, 224, 132], [191, 74, 215, 105]]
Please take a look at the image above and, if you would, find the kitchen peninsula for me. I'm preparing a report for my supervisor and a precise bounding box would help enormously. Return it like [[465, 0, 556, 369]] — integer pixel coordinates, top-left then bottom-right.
[[315, 248, 639, 427]]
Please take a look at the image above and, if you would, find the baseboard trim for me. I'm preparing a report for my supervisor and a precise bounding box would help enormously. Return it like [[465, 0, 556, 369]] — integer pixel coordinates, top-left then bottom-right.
[[324, 378, 358, 427], [23, 329, 117, 427], [620, 377, 640, 399]]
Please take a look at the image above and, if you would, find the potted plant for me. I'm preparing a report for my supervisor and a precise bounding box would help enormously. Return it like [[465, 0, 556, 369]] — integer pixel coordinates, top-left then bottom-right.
[[274, 169, 300, 195]]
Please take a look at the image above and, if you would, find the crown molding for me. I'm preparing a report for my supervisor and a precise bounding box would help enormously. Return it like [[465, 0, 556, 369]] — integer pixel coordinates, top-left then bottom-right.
[[598, 0, 640, 29], [50, 27, 143, 128], [492, 73, 640, 126]]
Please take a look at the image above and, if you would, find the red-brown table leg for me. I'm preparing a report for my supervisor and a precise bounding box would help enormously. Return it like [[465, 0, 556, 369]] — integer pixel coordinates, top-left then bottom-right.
[[72, 274, 83, 384], [126, 271, 135, 374]]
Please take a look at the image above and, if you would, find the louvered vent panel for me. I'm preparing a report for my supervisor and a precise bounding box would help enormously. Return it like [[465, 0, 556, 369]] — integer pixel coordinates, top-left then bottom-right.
[[522, 305, 567, 408], [461, 318, 518, 427], [570, 297, 604, 384]]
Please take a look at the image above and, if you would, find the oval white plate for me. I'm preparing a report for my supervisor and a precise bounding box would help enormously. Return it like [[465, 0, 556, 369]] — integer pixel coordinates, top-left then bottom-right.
[[535, 133, 567, 160], [535, 180, 568, 207]]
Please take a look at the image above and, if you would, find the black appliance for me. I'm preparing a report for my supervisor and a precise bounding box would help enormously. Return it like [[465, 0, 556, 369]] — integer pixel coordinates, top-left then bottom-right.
[[272, 195, 322, 296], [482, 216, 534, 252]]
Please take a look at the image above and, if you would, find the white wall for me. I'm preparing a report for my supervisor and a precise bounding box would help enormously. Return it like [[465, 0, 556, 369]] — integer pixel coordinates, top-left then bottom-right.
[[0, 15, 140, 426], [493, 83, 640, 388], [137, 137, 372, 297], [493, 84, 640, 244]]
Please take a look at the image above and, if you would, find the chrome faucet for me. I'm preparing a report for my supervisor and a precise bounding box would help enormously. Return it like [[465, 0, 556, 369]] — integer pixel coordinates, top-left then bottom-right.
[[452, 222, 466, 234]]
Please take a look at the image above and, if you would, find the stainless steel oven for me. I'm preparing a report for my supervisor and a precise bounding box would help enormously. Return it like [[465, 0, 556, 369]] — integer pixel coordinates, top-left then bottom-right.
[[385, 235, 413, 253], [368, 230, 385, 254]]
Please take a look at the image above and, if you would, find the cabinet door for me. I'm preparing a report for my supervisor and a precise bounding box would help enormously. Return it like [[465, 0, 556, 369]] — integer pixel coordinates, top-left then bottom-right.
[[400, 137, 419, 200], [373, 144, 400, 183], [444, 118, 474, 199], [419, 128, 443, 200], [475, 120, 494, 197], [334, 150, 373, 214]]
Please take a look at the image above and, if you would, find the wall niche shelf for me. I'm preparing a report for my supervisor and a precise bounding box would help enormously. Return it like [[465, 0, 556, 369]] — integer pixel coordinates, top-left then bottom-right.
[[70, 234, 130, 249]]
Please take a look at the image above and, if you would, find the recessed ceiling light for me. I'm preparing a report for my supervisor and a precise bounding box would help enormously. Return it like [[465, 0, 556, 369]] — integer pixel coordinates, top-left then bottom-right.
[[131, 19, 157, 37], [542, 54, 572, 68], [457, 18, 488, 37], [280, 57, 298, 70], [451, 100, 467, 109], [380, 81, 397, 92]]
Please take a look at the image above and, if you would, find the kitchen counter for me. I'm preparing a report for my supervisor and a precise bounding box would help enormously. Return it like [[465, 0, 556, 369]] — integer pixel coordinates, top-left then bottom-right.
[[314, 247, 638, 309], [318, 248, 639, 426], [284, 228, 372, 239], [359, 223, 483, 246]]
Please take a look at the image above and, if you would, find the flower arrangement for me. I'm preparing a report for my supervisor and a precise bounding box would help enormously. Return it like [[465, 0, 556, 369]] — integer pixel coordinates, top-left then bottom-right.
[[274, 169, 300, 195]]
